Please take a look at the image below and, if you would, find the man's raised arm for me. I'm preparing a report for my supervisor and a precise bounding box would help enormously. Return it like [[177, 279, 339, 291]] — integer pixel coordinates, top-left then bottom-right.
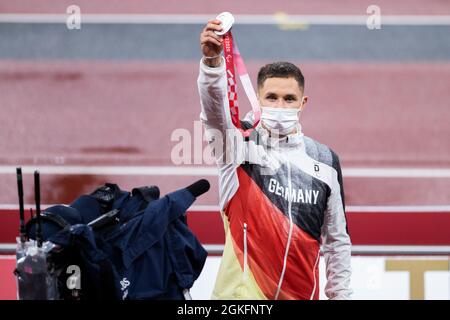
[[197, 19, 234, 133]]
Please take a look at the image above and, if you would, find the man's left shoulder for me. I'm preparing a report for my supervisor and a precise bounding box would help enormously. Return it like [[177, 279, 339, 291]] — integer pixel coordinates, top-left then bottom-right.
[[303, 135, 341, 168]]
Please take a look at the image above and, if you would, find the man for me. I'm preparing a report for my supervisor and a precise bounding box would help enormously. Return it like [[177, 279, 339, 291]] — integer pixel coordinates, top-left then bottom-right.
[[198, 19, 352, 300]]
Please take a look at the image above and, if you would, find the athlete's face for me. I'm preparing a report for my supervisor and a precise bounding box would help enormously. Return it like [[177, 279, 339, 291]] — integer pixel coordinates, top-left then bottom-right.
[[258, 77, 307, 110]]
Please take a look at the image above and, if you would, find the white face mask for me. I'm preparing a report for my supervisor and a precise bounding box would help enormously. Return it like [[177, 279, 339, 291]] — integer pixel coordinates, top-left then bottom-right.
[[260, 107, 301, 135]]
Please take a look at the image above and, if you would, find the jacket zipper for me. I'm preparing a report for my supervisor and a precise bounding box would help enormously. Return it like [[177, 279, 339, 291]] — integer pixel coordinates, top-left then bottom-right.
[[243, 222, 248, 281], [309, 249, 321, 299], [274, 157, 294, 299]]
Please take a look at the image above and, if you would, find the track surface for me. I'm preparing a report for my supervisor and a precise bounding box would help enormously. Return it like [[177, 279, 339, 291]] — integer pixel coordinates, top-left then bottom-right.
[[1, 61, 449, 206]]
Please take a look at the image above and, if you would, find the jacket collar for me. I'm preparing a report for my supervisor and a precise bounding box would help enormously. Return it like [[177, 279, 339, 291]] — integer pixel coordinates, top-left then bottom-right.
[[256, 123, 304, 149]]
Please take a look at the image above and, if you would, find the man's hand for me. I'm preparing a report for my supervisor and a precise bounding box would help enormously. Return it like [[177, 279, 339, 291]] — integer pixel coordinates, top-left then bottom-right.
[[200, 20, 223, 67]]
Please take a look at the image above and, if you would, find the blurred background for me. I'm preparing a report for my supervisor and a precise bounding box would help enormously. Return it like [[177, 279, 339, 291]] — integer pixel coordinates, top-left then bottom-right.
[[0, 0, 449, 299]]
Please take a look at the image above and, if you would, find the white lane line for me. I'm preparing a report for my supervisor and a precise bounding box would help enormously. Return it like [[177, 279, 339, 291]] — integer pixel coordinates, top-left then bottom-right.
[[0, 165, 218, 176], [0, 165, 450, 178], [190, 205, 450, 212], [0, 204, 58, 210], [191, 205, 450, 212], [203, 245, 450, 255], [0, 14, 450, 25], [189, 205, 223, 212], [0, 204, 222, 211], [2, 244, 449, 255], [346, 205, 450, 213], [343, 168, 450, 178], [1, 204, 449, 213], [350, 245, 450, 255]]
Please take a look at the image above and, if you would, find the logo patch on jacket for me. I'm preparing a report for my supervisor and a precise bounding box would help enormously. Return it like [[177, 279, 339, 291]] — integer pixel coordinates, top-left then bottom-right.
[[268, 178, 320, 204]]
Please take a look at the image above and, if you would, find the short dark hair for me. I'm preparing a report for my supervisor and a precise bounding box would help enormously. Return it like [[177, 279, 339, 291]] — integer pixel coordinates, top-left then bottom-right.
[[257, 61, 305, 91]]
